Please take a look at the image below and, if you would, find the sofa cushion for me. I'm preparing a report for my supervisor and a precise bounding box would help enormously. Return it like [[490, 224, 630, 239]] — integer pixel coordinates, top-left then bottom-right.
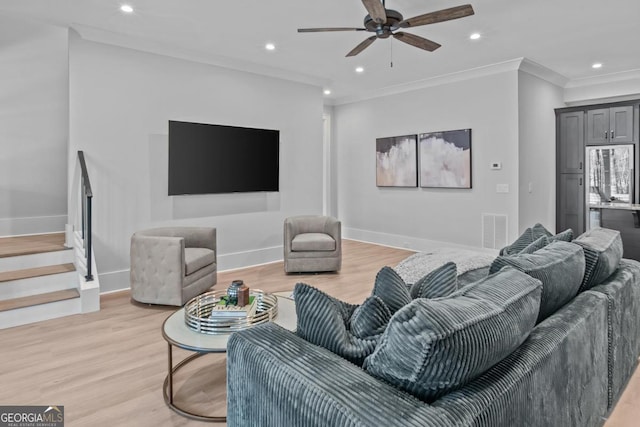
[[409, 261, 457, 299], [500, 223, 552, 255], [371, 267, 410, 313], [350, 296, 392, 339], [291, 233, 336, 252], [500, 224, 573, 256], [489, 241, 585, 322], [294, 283, 383, 366], [519, 236, 551, 254], [551, 228, 574, 243], [372, 264, 457, 314], [573, 227, 623, 292], [363, 267, 542, 402], [184, 247, 216, 275], [457, 266, 490, 288]]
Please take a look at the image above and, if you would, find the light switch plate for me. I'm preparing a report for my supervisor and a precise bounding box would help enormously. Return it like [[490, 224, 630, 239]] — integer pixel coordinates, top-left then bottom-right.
[[491, 162, 502, 170]]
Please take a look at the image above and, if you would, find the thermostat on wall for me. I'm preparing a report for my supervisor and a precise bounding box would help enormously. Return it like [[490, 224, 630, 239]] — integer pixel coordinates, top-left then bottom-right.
[[490, 162, 502, 170]]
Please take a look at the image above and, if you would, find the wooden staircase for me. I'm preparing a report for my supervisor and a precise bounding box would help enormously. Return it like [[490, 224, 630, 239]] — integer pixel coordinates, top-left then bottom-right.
[[0, 232, 84, 329]]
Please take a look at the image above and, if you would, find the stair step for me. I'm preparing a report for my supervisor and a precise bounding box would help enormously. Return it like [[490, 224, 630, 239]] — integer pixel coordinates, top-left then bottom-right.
[[0, 294, 82, 329], [0, 263, 75, 283], [0, 233, 67, 258], [0, 250, 75, 273], [0, 289, 80, 313]]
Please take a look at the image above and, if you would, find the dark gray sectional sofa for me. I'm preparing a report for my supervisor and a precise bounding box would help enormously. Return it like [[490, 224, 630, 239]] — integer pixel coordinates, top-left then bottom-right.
[[227, 229, 640, 427]]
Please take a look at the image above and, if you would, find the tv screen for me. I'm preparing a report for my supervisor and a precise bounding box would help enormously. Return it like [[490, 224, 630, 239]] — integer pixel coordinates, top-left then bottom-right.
[[168, 120, 279, 195]]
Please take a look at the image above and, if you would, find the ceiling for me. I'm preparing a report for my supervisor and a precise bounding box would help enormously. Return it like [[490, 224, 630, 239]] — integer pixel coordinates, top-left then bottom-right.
[[1, 0, 640, 103]]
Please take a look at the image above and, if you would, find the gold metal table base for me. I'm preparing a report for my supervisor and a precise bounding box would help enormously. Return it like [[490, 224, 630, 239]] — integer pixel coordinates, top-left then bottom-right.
[[163, 343, 226, 422]]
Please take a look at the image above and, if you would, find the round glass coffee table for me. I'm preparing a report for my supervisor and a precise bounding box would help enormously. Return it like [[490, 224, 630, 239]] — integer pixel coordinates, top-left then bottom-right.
[[162, 291, 296, 422]]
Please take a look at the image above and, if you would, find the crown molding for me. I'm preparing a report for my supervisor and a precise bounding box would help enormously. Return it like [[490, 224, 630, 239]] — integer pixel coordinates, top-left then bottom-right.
[[518, 58, 568, 87], [331, 58, 524, 106], [564, 68, 640, 88], [563, 68, 640, 104], [71, 23, 329, 89], [330, 57, 574, 106], [564, 82, 640, 105]]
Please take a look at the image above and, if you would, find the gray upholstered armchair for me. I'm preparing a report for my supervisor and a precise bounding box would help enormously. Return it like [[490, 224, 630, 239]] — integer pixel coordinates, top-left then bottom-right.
[[130, 227, 217, 306], [284, 215, 342, 273]]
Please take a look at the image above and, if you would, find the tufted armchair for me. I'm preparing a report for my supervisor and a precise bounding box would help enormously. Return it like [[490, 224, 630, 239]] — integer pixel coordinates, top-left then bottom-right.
[[130, 227, 217, 306], [284, 215, 342, 273]]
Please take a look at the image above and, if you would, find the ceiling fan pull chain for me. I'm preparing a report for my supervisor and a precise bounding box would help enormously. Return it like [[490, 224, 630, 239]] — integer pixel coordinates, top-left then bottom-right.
[[390, 38, 394, 68]]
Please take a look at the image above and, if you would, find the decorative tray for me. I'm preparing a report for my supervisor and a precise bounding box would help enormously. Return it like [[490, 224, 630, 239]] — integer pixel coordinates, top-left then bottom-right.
[[184, 289, 278, 334]]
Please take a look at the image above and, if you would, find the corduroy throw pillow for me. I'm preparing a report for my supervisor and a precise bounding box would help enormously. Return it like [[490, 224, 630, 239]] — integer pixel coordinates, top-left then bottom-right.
[[364, 267, 542, 402]]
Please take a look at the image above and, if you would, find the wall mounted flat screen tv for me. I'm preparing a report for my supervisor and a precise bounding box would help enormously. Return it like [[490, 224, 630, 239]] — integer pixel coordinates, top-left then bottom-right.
[[168, 120, 279, 195]]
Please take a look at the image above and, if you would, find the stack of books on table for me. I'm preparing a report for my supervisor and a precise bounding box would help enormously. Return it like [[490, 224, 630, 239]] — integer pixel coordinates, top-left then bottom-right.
[[210, 296, 257, 319]]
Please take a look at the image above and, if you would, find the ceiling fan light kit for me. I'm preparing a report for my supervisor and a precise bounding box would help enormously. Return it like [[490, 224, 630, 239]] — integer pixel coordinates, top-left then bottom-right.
[[298, 1, 474, 57]]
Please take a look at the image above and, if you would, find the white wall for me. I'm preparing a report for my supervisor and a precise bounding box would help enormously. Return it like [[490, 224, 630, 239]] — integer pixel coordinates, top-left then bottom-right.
[[334, 70, 520, 250], [517, 71, 564, 232], [0, 17, 68, 236], [68, 33, 324, 292]]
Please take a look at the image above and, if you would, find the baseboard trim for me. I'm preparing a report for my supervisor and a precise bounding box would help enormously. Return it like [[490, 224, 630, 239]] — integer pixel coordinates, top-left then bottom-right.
[[98, 269, 130, 294], [98, 246, 285, 294], [343, 227, 498, 255], [0, 215, 67, 237], [217, 245, 283, 271], [218, 258, 282, 273]]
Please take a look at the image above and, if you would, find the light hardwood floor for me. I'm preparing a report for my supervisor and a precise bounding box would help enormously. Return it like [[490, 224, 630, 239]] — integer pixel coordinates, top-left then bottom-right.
[[0, 232, 67, 258], [0, 239, 638, 426]]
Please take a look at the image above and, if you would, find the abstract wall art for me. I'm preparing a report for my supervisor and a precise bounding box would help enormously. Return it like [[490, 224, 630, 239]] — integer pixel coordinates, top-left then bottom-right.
[[419, 129, 472, 189], [376, 134, 418, 187]]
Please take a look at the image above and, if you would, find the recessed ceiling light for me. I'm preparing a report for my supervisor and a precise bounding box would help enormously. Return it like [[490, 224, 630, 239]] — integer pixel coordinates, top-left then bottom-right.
[[469, 33, 481, 40], [323, 89, 331, 95], [592, 63, 603, 69], [120, 4, 134, 13], [355, 66, 364, 73], [265, 43, 275, 51]]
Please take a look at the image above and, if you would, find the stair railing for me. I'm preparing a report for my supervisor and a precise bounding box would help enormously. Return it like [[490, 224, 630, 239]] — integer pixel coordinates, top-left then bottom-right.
[[77, 151, 94, 281]]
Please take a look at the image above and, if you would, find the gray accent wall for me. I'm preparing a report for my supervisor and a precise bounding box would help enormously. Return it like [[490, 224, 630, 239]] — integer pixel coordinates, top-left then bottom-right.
[[0, 18, 69, 236], [68, 33, 324, 292]]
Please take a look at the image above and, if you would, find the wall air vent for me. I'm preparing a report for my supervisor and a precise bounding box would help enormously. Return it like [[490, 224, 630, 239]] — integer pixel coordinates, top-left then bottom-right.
[[482, 214, 508, 250]]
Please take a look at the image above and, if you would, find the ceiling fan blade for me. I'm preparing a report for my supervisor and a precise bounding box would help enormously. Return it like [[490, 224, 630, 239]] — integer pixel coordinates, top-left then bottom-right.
[[393, 32, 441, 52], [361, 0, 387, 24], [346, 36, 378, 57], [398, 4, 474, 29], [298, 27, 367, 33]]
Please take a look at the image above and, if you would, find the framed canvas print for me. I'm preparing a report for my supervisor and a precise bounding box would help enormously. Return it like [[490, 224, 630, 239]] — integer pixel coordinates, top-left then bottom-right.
[[419, 129, 472, 189], [376, 134, 418, 187]]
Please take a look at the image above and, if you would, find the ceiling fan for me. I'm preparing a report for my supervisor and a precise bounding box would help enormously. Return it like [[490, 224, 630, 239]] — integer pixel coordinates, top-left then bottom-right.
[[298, 0, 474, 57]]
